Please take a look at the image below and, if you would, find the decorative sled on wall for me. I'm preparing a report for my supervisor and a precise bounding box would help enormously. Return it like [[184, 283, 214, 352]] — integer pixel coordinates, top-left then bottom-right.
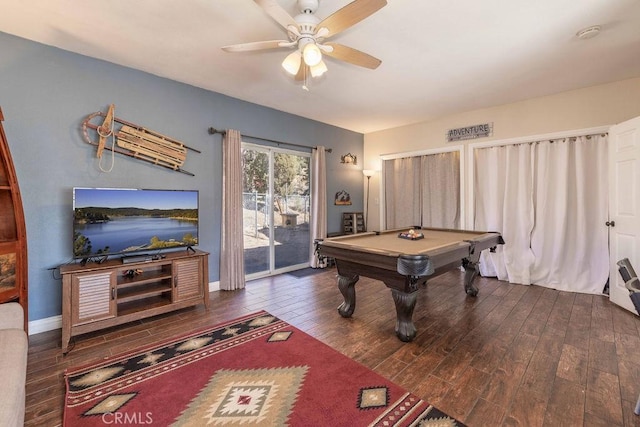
[[82, 104, 200, 176]]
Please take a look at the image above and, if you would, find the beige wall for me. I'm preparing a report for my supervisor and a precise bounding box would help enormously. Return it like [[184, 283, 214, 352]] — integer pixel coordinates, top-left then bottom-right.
[[363, 77, 640, 230]]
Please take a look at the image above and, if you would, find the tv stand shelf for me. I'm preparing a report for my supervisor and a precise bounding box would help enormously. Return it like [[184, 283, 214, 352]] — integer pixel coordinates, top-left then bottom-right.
[[117, 282, 172, 303], [60, 249, 209, 353], [118, 267, 172, 287]]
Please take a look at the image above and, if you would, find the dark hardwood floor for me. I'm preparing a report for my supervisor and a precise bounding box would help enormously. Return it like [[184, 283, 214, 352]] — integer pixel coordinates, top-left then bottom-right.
[[25, 267, 640, 426]]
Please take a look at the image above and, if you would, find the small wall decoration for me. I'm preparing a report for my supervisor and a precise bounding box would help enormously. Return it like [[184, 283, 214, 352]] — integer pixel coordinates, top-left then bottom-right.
[[446, 123, 493, 142], [335, 190, 352, 205], [340, 153, 357, 165]]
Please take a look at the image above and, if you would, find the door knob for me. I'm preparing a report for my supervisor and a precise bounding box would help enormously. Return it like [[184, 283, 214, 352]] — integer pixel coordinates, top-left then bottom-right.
[[606, 220, 616, 227]]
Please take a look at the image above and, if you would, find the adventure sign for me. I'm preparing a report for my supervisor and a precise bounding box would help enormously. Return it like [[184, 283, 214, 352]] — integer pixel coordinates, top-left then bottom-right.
[[446, 123, 493, 142]]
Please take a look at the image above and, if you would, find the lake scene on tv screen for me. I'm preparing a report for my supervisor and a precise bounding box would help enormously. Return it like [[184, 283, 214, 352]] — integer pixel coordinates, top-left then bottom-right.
[[73, 188, 198, 257]]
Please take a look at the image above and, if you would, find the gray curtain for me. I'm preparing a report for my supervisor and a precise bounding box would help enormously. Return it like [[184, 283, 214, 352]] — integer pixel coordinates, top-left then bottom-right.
[[220, 129, 245, 290], [384, 151, 460, 229], [421, 151, 460, 228], [309, 146, 327, 268], [384, 156, 421, 228]]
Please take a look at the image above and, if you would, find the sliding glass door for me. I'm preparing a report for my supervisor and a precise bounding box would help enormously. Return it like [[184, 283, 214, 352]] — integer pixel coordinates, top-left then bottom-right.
[[242, 143, 310, 277]]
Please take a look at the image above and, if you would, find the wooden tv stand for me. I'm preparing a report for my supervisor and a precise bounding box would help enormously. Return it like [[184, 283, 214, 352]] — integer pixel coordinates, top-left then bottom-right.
[[60, 249, 209, 353]]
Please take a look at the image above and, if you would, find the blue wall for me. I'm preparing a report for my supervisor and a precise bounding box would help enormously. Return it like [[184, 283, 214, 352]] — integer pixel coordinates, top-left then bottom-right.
[[0, 32, 364, 322]]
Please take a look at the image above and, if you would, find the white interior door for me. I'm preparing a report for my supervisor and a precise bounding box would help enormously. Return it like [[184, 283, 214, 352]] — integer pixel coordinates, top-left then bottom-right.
[[609, 115, 640, 313]]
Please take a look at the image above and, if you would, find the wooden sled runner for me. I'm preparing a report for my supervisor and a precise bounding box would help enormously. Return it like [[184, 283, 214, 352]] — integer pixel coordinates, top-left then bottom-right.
[[82, 104, 200, 176]]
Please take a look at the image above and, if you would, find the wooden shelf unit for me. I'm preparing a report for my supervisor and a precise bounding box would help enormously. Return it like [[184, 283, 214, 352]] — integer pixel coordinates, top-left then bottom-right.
[[0, 107, 29, 332], [341, 212, 365, 234], [60, 249, 209, 353]]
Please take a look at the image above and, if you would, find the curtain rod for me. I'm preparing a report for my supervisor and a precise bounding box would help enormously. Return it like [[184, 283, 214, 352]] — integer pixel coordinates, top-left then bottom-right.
[[483, 132, 609, 148], [208, 127, 332, 153]]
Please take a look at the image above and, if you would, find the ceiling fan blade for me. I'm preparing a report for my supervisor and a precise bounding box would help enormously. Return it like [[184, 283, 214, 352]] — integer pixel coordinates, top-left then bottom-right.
[[254, 0, 298, 31], [323, 43, 381, 69], [222, 40, 293, 52], [317, 0, 387, 38]]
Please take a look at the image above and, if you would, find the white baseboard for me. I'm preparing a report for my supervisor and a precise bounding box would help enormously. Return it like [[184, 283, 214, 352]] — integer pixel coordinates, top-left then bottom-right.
[[28, 315, 61, 336], [28, 281, 220, 336]]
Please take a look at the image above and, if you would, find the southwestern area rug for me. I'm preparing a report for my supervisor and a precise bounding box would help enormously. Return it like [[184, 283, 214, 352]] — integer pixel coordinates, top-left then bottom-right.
[[64, 311, 465, 426]]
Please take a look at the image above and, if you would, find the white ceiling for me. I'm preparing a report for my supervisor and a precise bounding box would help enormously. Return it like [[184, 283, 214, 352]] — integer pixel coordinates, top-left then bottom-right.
[[1, 0, 639, 134]]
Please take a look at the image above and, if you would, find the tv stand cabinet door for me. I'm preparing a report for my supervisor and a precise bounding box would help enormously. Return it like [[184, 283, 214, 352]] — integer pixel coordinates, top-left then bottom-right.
[[72, 271, 117, 326], [173, 258, 203, 302]]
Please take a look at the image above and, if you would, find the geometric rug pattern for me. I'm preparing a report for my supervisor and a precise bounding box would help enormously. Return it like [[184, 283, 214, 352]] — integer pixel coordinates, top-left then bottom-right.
[[64, 311, 465, 426], [174, 367, 307, 426]]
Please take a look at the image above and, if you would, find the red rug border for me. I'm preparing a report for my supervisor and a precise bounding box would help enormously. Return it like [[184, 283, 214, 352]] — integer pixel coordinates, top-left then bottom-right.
[[63, 310, 271, 376]]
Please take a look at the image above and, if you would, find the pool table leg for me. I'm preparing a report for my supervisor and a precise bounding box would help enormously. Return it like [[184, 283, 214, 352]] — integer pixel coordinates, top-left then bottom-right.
[[462, 258, 480, 296], [390, 289, 418, 342], [337, 273, 359, 317]]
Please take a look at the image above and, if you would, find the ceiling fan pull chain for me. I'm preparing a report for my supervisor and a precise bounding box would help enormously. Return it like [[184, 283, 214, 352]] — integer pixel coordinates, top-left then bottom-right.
[[303, 65, 310, 91]]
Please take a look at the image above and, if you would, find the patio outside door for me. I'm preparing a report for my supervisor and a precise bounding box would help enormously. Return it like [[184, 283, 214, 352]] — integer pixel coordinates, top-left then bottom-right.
[[242, 144, 310, 277]]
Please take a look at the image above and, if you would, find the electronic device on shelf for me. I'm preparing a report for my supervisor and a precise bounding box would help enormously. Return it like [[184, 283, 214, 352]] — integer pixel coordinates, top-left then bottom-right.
[[72, 187, 199, 264]]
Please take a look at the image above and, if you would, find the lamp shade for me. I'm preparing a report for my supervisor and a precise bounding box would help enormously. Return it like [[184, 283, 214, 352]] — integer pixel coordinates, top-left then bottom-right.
[[303, 43, 322, 67], [310, 60, 328, 77], [363, 169, 375, 177], [282, 51, 302, 75]]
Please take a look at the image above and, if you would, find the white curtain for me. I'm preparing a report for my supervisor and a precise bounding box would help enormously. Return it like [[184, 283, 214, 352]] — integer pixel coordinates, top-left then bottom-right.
[[220, 129, 245, 290], [475, 135, 608, 294], [309, 146, 327, 268], [475, 144, 535, 284], [529, 136, 609, 291]]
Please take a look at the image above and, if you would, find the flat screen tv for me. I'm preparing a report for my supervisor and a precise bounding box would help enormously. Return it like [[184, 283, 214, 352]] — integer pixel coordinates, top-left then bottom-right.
[[73, 188, 199, 260]]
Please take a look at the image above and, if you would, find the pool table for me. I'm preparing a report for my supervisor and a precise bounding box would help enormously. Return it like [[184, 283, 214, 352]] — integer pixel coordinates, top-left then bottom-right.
[[316, 228, 504, 342]]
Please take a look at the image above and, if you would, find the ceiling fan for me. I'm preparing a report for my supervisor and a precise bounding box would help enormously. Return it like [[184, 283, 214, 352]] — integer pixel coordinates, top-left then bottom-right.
[[222, 0, 387, 84]]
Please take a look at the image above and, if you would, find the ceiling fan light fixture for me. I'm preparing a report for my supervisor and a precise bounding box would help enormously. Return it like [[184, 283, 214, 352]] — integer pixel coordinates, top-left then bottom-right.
[[223, 0, 387, 86], [310, 60, 327, 77], [282, 51, 302, 75], [302, 42, 322, 67]]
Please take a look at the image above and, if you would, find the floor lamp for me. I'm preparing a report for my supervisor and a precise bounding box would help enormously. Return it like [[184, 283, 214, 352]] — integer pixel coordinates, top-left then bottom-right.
[[363, 170, 375, 231]]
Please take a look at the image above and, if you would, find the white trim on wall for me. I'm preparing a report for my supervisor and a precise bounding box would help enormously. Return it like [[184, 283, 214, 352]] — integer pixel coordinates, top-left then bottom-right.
[[28, 315, 62, 336], [466, 125, 611, 229], [380, 145, 464, 160], [379, 145, 466, 230]]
